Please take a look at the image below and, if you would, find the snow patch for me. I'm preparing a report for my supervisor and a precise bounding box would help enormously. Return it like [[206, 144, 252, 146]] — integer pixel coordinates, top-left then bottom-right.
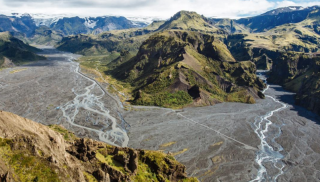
[[126, 16, 163, 25], [289, 7, 297, 11], [84, 17, 97, 29], [34, 17, 64, 26]]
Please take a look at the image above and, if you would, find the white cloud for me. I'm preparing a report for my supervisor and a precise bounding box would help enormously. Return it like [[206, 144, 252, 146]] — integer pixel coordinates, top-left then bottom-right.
[[0, 0, 319, 19]]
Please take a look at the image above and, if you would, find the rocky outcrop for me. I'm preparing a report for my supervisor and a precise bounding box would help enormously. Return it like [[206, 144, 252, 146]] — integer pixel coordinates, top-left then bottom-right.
[[0, 110, 197, 182]]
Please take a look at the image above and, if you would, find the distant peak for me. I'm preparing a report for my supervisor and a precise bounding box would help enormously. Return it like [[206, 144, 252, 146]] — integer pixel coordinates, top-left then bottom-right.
[[173, 10, 198, 16], [170, 10, 202, 21]]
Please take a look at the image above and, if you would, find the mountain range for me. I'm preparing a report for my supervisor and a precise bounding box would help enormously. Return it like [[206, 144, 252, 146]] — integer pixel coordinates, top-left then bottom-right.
[[0, 13, 150, 45]]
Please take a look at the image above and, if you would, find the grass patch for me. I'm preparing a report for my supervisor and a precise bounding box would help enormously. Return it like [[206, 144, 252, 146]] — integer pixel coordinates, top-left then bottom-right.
[[0, 138, 60, 182], [49, 125, 77, 142], [96, 151, 127, 174], [134, 91, 193, 108], [83, 171, 98, 182], [134, 161, 161, 182]]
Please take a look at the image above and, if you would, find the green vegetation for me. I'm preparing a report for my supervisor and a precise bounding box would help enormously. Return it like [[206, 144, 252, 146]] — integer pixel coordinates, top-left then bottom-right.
[[83, 172, 98, 182], [96, 150, 127, 174], [0, 138, 60, 182], [134, 91, 193, 108], [49, 125, 77, 142], [136, 150, 198, 182]]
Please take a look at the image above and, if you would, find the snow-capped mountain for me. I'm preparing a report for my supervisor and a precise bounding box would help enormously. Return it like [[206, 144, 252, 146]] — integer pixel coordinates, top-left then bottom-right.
[[0, 13, 151, 36]]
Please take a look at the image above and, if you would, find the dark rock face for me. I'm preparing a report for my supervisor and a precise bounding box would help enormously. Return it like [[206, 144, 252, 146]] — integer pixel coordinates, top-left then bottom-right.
[[294, 59, 320, 115], [264, 51, 320, 115], [268, 52, 312, 84]]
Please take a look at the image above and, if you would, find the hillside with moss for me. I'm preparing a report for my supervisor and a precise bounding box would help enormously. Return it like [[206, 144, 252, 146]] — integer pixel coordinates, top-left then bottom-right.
[[108, 30, 265, 108], [0, 110, 197, 182], [0, 32, 45, 67]]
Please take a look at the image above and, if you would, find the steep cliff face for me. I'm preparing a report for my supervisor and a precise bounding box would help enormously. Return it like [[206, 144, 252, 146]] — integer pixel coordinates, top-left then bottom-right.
[[266, 53, 320, 115], [0, 110, 197, 182], [294, 60, 320, 115], [110, 30, 265, 108], [267, 52, 312, 84]]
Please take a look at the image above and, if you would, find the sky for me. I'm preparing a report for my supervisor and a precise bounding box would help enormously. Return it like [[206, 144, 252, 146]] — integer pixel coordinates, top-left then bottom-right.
[[0, 0, 320, 19]]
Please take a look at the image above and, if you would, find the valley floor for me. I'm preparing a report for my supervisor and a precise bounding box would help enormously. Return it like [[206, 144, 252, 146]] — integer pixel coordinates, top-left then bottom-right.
[[0, 47, 319, 181]]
